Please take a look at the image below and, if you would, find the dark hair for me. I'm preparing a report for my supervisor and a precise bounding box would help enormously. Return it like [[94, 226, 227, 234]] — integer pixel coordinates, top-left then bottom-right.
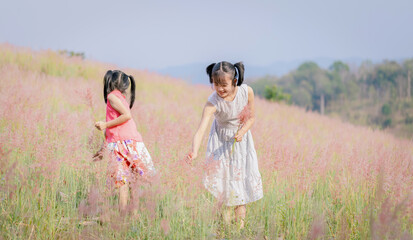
[[206, 61, 244, 86], [103, 70, 136, 108]]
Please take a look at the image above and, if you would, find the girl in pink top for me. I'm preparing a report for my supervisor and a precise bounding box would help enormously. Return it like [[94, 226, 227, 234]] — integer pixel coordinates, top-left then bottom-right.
[[95, 70, 155, 211]]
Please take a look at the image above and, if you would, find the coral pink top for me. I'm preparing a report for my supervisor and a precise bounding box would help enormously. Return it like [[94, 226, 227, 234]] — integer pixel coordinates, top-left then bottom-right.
[[105, 90, 143, 143]]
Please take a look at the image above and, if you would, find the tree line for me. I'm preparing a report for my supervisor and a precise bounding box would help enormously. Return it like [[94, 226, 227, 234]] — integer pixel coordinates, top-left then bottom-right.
[[250, 59, 413, 137]]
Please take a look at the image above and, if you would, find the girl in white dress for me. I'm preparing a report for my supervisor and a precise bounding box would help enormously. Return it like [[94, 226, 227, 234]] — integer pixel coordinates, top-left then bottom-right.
[[189, 61, 263, 228]]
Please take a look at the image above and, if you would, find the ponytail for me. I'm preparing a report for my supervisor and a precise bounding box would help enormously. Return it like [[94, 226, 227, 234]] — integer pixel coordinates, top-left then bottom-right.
[[129, 75, 136, 109], [234, 62, 245, 86], [103, 70, 113, 104]]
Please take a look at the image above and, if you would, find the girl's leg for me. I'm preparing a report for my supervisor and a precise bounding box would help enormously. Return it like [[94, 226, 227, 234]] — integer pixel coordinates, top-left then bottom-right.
[[119, 183, 129, 212], [234, 204, 246, 229]]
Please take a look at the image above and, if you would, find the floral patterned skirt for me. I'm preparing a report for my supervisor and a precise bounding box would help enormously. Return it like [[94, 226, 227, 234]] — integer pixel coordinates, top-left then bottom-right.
[[106, 139, 156, 187]]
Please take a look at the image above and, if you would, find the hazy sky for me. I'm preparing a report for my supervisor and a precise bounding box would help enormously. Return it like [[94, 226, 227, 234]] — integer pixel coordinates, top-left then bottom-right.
[[1, 0, 412, 71]]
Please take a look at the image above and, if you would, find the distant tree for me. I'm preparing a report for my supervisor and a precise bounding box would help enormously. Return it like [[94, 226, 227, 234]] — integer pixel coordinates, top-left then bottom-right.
[[314, 72, 332, 115], [277, 74, 295, 91], [272, 73, 313, 107], [329, 61, 349, 72], [381, 103, 391, 116], [328, 61, 349, 100], [249, 76, 277, 97], [367, 61, 402, 98], [409, 70, 411, 100], [395, 75, 405, 99], [382, 118, 392, 128], [358, 60, 375, 99], [358, 60, 374, 81], [298, 80, 314, 97], [403, 59, 413, 99], [264, 85, 291, 104], [290, 88, 312, 108], [295, 62, 320, 84], [405, 114, 413, 124], [58, 50, 85, 59], [295, 62, 332, 114], [344, 79, 359, 99]]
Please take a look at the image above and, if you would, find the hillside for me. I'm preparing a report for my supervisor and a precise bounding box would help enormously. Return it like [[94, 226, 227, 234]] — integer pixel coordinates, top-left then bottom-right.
[[249, 60, 413, 139], [0, 44, 412, 239]]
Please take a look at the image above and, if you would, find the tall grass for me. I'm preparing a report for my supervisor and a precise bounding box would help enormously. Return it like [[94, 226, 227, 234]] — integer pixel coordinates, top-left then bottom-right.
[[0, 43, 412, 239]]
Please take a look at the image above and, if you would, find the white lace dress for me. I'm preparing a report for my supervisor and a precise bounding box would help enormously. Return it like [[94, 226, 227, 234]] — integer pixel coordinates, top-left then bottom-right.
[[204, 84, 263, 206]]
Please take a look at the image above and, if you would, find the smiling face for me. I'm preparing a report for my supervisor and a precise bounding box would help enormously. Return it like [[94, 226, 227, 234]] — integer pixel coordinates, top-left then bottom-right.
[[212, 73, 237, 99]]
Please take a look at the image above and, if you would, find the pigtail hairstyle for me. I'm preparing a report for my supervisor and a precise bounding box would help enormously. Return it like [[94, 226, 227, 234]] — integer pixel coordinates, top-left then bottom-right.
[[234, 62, 245, 86], [206, 63, 216, 84], [103, 70, 135, 108], [129, 75, 136, 109], [103, 70, 113, 104]]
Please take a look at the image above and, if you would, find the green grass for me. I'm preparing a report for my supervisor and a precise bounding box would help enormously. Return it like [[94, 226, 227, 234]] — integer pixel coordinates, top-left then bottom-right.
[[1, 45, 412, 239]]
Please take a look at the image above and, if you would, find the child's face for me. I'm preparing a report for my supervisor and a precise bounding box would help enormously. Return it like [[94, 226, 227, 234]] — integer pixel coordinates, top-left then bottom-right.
[[213, 74, 236, 99]]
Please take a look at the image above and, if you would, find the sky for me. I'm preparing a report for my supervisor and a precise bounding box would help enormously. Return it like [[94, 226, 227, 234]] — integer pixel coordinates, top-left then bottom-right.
[[1, 0, 412, 73]]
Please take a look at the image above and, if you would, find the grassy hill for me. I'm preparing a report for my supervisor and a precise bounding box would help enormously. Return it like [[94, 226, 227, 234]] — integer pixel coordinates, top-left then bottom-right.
[[249, 60, 413, 140], [0, 44, 412, 239]]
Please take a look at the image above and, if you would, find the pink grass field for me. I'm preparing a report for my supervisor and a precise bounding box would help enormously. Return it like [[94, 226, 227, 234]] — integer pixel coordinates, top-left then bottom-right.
[[0, 43, 412, 239]]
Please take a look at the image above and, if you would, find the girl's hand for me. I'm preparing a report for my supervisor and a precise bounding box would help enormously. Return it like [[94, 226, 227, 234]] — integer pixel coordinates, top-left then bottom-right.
[[95, 121, 107, 131], [93, 149, 104, 161], [187, 152, 197, 164], [93, 141, 105, 161], [234, 130, 246, 142], [189, 152, 197, 160]]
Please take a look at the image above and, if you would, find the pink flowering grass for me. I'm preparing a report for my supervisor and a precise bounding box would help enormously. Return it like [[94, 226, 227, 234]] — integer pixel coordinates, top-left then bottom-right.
[[231, 105, 252, 155], [0, 44, 412, 239], [238, 104, 252, 125]]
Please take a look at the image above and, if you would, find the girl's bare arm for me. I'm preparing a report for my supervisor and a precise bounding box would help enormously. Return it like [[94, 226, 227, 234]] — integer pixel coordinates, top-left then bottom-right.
[[95, 94, 131, 130], [189, 102, 216, 160]]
